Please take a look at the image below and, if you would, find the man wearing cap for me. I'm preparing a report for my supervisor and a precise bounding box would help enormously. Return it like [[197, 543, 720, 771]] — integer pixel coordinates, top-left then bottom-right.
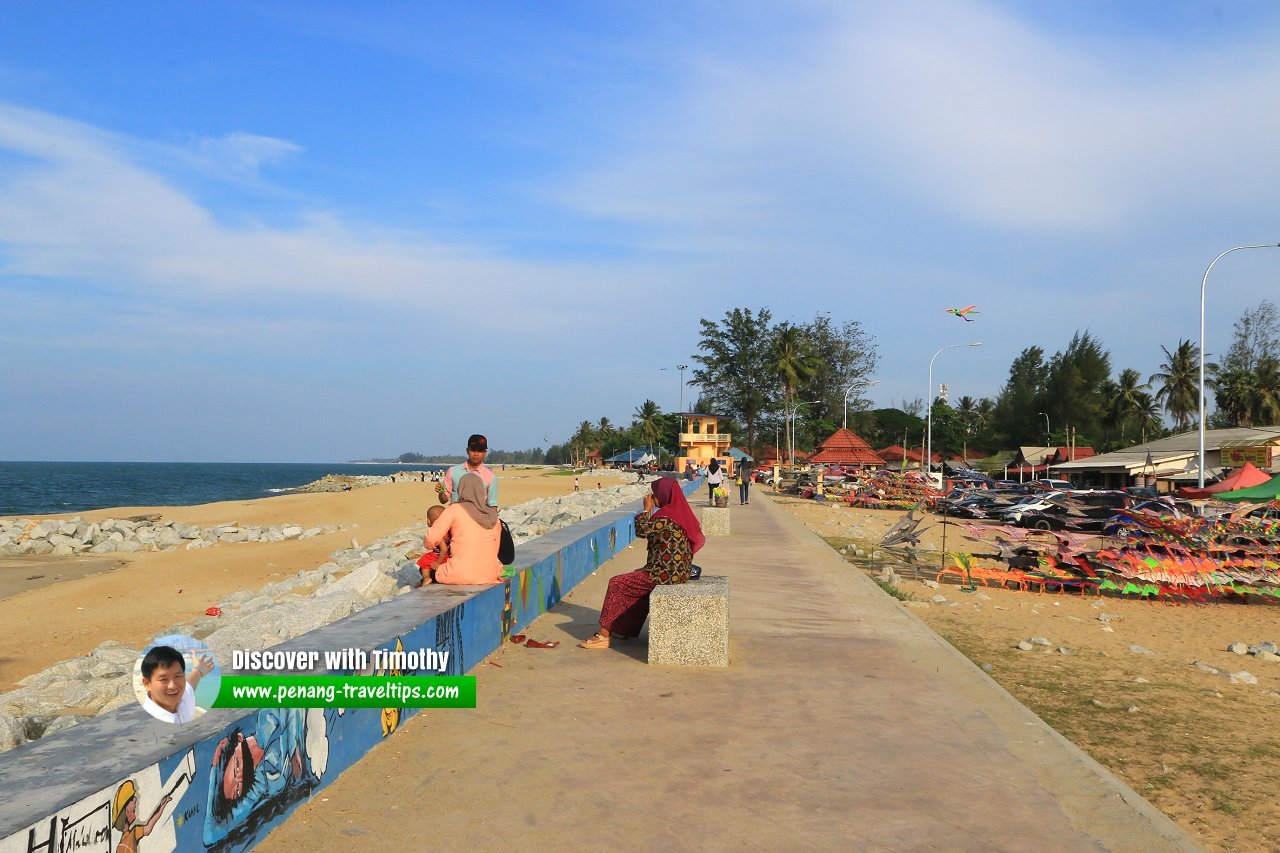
[[438, 434, 499, 507]]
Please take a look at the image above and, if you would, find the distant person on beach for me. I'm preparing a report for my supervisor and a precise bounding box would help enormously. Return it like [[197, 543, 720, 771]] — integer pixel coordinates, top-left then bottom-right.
[[422, 473, 501, 585], [574, 477, 580, 491], [580, 478, 704, 649], [438, 434, 499, 507], [140, 644, 213, 724], [706, 459, 724, 504]]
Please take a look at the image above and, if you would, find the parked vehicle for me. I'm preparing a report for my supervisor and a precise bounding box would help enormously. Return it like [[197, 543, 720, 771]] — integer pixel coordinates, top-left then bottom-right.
[[1030, 479, 1077, 491], [1124, 486, 1160, 499], [995, 491, 1067, 523]]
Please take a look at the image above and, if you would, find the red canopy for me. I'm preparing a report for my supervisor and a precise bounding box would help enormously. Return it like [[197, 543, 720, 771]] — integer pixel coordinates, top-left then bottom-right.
[[1177, 461, 1271, 499]]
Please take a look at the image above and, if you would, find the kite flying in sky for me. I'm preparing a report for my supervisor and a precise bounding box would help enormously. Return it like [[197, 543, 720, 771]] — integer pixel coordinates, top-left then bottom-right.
[[945, 305, 979, 322]]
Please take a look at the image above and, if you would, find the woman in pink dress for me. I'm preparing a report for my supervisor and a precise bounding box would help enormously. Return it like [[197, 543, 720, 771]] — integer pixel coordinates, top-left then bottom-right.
[[423, 473, 501, 585], [579, 478, 705, 648]]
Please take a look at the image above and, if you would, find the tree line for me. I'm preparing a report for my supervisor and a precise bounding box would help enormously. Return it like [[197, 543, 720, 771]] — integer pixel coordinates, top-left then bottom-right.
[[530, 299, 1280, 468]]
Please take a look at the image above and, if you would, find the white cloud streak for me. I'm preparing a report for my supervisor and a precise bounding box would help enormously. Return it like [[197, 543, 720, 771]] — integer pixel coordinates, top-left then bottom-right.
[[553, 1, 1280, 237]]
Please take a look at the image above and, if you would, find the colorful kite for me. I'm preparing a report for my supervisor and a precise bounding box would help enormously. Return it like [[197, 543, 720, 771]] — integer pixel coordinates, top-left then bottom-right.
[[945, 304, 979, 322]]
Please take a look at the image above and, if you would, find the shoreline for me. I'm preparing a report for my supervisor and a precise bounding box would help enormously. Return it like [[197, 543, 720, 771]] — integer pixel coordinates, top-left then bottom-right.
[[0, 467, 638, 690]]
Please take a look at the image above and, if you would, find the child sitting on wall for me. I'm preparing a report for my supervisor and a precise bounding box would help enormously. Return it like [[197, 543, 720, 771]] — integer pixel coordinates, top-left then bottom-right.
[[417, 504, 451, 585]]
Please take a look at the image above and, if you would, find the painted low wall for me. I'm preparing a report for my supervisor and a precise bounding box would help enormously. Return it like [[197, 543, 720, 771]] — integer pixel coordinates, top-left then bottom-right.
[[0, 480, 699, 853]]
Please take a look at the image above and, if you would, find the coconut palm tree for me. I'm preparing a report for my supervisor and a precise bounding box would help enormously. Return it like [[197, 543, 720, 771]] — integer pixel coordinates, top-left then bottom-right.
[[1148, 341, 1209, 432], [772, 324, 821, 462], [1133, 391, 1163, 444], [1106, 368, 1150, 441], [632, 400, 663, 458]]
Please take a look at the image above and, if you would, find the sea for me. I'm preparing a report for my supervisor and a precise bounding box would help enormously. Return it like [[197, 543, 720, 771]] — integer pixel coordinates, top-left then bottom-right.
[[0, 461, 451, 517]]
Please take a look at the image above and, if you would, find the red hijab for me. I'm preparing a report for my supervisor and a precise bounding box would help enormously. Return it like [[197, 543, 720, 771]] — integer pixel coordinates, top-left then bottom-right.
[[651, 478, 705, 554]]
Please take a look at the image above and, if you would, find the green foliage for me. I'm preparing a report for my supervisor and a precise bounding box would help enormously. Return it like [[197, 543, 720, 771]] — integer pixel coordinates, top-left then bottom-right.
[[692, 307, 879, 456], [690, 307, 776, 454], [1149, 339, 1208, 432]]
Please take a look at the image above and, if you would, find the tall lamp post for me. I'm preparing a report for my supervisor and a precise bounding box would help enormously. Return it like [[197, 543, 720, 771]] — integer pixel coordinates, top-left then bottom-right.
[[843, 379, 880, 429], [1038, 412, 1050, 444], [789, 400, 821, 468], [1198, 244, 1280, 487], [926, 343, 982, 486], [660, 364, 690, 412]]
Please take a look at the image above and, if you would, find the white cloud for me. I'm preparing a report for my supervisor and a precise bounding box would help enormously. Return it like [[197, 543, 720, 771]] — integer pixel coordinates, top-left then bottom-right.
[[0, 102, 618, 331], [551, 1, 1280, 236], [193, 131, 303, 172]]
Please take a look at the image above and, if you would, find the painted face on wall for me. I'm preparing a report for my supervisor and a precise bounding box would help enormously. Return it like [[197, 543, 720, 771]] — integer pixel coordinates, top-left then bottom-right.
[[142, 661, 186, 712], [222, 734, 247, 801]]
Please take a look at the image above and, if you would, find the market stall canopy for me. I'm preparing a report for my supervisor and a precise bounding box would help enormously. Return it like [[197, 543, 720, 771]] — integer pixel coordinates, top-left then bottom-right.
[[1215, 472, 1280, 503], [1176, 461, 1271, 499]]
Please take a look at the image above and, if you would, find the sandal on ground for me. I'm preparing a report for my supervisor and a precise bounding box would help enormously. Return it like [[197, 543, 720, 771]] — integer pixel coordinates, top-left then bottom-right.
[[578, 633, 611, 649]]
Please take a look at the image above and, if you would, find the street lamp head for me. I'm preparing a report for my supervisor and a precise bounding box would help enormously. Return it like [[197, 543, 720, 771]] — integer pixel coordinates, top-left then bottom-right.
[[969, 342, 983, 347]]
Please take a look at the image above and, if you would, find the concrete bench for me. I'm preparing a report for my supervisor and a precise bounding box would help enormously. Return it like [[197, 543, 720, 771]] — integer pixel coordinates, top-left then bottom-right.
[[648, 575, 729, 666], [701, 506, 730, 536]]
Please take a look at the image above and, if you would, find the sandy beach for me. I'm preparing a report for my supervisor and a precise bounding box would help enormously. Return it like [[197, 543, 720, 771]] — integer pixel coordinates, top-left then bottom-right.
[[772, 491, 1280, 852], [0, 467, 629, 689]]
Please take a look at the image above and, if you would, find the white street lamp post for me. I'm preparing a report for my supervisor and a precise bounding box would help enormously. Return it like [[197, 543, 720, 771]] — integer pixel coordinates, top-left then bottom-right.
[[789, 400, 821, 468], [1198, 244, 1280, 488], [843, 380, 880, 429], [926, 343, 982, 487]]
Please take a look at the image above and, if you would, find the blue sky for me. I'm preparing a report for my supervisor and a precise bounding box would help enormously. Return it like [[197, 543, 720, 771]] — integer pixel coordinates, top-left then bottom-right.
[[4, 1, 1280, 461]]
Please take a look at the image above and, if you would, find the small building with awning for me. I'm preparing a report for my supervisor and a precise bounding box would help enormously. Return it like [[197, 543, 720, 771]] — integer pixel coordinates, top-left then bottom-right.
[[1054, 427, 1280, 490]]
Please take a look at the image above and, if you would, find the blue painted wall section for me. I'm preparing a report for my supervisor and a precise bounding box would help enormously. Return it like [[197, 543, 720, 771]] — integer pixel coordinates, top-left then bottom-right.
[[0, 479, 699, 853]]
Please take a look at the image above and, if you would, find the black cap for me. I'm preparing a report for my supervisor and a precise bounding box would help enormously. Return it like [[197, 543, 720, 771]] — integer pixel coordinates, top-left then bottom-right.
[[467, 434, 488, 451]]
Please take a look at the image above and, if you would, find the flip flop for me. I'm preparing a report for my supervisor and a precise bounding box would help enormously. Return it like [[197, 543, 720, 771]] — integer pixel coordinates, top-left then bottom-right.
[[509, 634, 527, 644], [578, 634, 610, 649], [524, 639, 560, 648]]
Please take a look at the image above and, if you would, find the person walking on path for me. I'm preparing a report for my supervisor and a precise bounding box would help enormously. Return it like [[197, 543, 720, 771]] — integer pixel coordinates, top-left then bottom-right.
[[423, 473, 502, 584], [579, 479, 704, 649], [439, 434, 499, 507], [706, 459, 724, 505], [736, 467, 750, 505]]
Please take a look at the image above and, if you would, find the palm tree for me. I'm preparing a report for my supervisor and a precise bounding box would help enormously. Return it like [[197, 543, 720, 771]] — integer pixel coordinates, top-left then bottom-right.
[[571, 420, 595, 466], [1107, 368, 1149, 441], [633, 400, 663, 458], [1148, 341, 1209, 431], [772, 324, 821, 462], [1133, 391, 1163, 444]]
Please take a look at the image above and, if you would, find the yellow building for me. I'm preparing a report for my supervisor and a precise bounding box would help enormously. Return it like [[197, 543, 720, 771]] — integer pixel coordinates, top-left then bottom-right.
[[676, 413, 734, 475]]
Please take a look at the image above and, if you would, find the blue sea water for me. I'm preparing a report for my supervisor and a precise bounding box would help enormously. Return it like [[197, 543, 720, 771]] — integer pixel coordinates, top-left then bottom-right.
[[0, 461, 450, 517]]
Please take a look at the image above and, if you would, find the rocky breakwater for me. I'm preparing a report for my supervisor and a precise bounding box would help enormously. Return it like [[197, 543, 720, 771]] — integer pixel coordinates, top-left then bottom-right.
[[296, 470, 434, 492], [0, 515, 342, 557], [0, 481, 653, 752]]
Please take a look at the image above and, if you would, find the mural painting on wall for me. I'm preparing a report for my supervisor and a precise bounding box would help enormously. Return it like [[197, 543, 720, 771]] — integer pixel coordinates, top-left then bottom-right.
[[435, 603, 466, 677], [203, 707, 337, 850], [13, 750, 196, 853], [377, 637, 406, 738]]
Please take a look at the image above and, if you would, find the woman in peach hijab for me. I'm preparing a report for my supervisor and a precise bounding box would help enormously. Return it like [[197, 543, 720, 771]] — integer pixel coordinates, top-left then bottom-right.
[[423, 472, 501, 585]]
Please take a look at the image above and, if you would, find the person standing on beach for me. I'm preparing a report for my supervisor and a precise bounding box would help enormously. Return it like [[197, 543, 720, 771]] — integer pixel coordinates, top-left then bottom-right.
[[438, 434, 499, 507]]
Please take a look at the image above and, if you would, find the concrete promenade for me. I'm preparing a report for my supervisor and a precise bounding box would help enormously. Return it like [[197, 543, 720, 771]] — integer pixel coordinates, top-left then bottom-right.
[[261, 493, 1200, 852]]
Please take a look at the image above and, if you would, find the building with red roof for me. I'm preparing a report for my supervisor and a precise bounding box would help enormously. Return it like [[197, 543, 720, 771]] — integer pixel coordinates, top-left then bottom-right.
[[808, 427, 886, 467]]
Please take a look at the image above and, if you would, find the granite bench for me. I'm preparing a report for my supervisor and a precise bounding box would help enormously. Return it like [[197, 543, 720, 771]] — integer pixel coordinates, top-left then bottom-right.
[[701, 506, 730, 536], [648, 575, 729, 666]]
